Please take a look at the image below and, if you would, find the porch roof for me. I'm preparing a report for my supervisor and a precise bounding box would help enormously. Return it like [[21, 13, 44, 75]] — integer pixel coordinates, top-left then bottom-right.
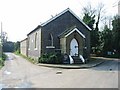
[[58, 26, 86, 38]]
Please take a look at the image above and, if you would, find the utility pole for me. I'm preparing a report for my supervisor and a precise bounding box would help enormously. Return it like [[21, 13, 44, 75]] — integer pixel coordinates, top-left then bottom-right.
[[118, 0, 120, 15], [1, 22, 3, 44], [0, 22, 3, 59], [1, 22, 2, 40]]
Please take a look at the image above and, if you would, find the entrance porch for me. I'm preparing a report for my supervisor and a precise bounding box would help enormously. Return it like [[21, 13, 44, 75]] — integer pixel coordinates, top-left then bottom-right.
[[59, 27, 86, 63]]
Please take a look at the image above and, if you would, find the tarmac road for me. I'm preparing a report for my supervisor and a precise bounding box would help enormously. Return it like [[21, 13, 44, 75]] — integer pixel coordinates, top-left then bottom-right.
[[0, 53, 119, 88]]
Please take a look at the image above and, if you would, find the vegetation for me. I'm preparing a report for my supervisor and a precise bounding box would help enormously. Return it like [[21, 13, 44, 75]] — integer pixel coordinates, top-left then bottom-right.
[[38, 53, 63, 64], [82, 3, 120, 58], [14, 52, 37, 64], [3, 41, 15, 52], [0, 53, 7, 68], [14, 41, 20, 53], [100, 25, 112, 55], [0, 30, 7, 68], [98, 16, 120, 58], [82, 3, 105, 54], [112, 16, 120, 58], [2, 41, 20, 53]]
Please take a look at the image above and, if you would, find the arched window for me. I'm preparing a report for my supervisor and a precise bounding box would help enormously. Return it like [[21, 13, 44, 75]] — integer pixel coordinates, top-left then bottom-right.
[[48, 33, 53, 46], [35, 33, 37, 48]]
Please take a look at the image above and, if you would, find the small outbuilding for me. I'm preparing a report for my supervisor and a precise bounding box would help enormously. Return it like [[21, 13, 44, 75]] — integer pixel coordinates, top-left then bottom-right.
[[20, 38, 28, 56]]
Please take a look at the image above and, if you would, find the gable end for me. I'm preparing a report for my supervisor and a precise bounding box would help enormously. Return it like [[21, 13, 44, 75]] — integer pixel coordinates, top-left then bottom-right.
[[40, 8, 91, 31]]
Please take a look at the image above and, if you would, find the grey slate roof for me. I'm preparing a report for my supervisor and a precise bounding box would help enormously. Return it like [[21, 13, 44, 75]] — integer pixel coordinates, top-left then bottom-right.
[[58, 26, 85, 38], [40, 8, 91, 30], [27, 8, 91, 36], [58, 26, 77, 38], [27, 25, 41, 36]]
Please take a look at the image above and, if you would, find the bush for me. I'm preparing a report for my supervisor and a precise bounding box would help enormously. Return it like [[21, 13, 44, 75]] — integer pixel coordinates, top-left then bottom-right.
[[55, 53, 63, 64], [0, 58, 3, 65], [38, 53, 63, 64], [2, 53, 7, 60], [0, 53, 7, 66], [39, 53, 49, 63]]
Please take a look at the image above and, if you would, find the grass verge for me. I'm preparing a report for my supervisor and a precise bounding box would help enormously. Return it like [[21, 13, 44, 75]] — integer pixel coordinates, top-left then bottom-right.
[[88, 57, 105, 63], [0, 57, 2, 69], [0, 53, 7, 69], [14, 52, 37, 64]]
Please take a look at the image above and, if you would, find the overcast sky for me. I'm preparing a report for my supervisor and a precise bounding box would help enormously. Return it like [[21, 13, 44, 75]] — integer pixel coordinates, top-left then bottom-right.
[[0, 0, 118, 42]]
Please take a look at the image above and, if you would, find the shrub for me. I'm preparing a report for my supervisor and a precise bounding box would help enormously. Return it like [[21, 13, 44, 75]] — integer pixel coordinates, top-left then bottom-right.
[[55, 53, 63, 64], [39, 53, 49, 63], [47, 54, 56, 64], [0, 53, 7, 66], [0, 58, 3, 66], [2, 53, 7, 61], [38, 53, 63, 64]]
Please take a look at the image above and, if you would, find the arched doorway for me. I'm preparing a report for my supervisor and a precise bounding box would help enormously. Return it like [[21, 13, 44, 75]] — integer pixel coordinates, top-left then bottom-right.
[[70, 38, 78, 56]]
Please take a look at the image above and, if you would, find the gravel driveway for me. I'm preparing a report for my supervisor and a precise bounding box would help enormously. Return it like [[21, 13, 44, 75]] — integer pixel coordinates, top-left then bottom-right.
[[0, 53, 119, 88], [0, 53, 59, 88]]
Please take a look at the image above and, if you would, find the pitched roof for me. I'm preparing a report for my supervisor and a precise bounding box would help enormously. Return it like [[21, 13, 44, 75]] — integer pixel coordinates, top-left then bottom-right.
[[27, 8, 91, 36], [27, 25, 41, 36], [40, 8, 92, 31], [59, 26, 85, 38], [20, 38, 27, 42]]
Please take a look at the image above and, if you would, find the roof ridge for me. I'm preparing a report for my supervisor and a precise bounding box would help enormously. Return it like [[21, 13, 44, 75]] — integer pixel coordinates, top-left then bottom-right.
[[40, 8, 70, 26], [27, 8, 91, 36], [40, 8, 91, 31]]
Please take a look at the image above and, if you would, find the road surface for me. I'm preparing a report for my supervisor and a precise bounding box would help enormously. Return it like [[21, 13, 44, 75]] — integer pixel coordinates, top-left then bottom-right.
[[0, 53, 119, 88]]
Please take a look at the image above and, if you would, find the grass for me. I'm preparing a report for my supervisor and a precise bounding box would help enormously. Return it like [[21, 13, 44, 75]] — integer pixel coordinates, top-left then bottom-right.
[[14, 52, 37, 64]]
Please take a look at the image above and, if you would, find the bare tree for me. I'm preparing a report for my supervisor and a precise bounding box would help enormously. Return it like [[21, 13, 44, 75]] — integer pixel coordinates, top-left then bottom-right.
[[95, 3, 105, 31], [82, 2, 106, 53], [82, 4, 96, 17], [0, 32, 8, 43]]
